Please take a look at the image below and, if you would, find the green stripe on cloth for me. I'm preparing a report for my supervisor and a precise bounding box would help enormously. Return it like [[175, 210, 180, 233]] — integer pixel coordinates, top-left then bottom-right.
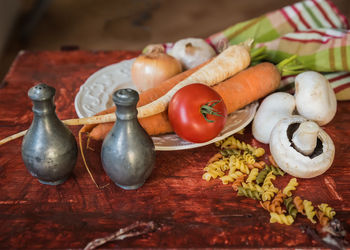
[[222, 16, 280, 44], [301, 1, 323, 27]]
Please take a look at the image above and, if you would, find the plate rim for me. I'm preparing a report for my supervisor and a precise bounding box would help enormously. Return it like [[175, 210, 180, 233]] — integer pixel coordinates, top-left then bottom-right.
[[74, 58, 136, 118]]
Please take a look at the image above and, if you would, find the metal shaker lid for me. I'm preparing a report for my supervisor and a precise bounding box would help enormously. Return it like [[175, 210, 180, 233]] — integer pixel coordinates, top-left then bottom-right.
[[113, 88, 139, 106], [28, 83, 56, 101]]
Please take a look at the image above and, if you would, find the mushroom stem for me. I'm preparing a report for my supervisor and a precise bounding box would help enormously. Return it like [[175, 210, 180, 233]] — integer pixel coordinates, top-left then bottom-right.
[[292, 121, 319, 155]]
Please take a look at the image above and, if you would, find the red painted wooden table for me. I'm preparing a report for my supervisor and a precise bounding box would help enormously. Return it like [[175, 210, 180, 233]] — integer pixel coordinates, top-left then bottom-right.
[[0, 50, 349, 249]]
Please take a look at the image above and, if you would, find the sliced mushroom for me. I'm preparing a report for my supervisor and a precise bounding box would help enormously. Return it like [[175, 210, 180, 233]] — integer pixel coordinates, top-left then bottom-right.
[[252, 92, 295, 144], [295, 71, 337, 126], [270, 115, 335, 178]]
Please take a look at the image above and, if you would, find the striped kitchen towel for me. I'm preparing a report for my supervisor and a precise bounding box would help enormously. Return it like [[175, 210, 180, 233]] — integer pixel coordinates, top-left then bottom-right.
[[208, 0, 350, 100], [165, 0, 350, 100]]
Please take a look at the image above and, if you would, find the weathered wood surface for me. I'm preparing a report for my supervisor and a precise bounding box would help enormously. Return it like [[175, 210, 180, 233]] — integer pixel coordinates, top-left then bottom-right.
[[0, 50, 349, 249]]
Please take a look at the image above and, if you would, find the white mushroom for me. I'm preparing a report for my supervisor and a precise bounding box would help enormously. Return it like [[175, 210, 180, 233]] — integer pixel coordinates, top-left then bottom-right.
[[295, 71, 337, 126], [252, 92, 296, 144], [270, 115, 335, 178]]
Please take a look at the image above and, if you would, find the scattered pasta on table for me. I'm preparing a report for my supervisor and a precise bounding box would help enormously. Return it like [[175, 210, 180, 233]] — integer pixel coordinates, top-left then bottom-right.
[[202, 135, 338, 227]]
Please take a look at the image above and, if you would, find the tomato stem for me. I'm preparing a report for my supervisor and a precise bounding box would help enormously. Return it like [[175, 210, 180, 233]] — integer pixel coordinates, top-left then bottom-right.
[[200, 100, 223, 123]]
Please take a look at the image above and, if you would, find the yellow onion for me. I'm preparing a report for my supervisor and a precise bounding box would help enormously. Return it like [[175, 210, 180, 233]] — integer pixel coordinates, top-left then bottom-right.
[[131, 46, 182, 92]]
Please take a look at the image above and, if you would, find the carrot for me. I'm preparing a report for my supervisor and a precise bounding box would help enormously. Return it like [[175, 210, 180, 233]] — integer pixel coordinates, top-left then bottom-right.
[[88, 62, 281, 140], [212, 62, 281, 114], [89, 111, 172, 140], [63, 39, 252, 126]]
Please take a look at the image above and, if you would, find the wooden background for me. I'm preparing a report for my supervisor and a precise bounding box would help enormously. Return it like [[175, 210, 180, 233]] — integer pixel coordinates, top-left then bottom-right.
[[2, 0, 350, 81], [0, 50, 349, 248]]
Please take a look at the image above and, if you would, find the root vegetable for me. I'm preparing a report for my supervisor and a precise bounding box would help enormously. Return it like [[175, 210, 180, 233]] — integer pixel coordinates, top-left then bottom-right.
[[88, 62, 281, 140]]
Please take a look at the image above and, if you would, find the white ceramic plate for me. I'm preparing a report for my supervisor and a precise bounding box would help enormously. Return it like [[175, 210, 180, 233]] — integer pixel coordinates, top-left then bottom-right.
[[75, 58, 258, 151]]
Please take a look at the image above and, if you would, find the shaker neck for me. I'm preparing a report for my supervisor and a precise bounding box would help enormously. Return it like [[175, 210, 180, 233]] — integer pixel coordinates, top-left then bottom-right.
[[113, 88, 140, 120], [32, 99, 56, 116], [116, 104, 138, 120]]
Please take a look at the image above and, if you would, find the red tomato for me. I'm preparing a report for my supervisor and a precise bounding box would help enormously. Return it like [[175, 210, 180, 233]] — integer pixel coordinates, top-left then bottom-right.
[[168, 83, 227, 143]]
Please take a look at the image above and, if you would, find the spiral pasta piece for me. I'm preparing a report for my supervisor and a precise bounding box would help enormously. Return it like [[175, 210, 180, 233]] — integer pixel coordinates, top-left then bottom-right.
[[270, 212, 294, 225], [284, 197, 298, 219], [220, 175, 234, 185], [242, 182, 264, 193], [260, 201, 285, 214], [220, 148, 241, 158], [265, 165, 285, 176], [256, 168, 269, 185], [293, 196, 305, 215], [262, 171, 276, 191], [228, 155, 238, 172], [205, 159, 228, 172], [206, 158, 229, 170], [272, 190, 285, 207], [282, 178, 298, 197], [262, 186, 278, 201], [246, 168, 259, 183], [202, 172, 213, 181], [253, 161, 266, 170], [222, 170, 245, 184], [237, 186, 261, 200], [316, 210, 330, 226], [232, 174, 246, 191], [318, 203, 336, 219], [205, 167, 225, 179], [220, 136, 265, 157], [303, 200, 316, 224], [207, 152, 223, 165], [242, 151, 256, 165], [230, 157, 250, 174], [253, 148, 265, 158]]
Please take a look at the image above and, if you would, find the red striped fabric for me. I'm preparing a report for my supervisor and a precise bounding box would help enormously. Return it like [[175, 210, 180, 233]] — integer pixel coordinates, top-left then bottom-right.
[[293, 30, 344, 38], [281, 36, 332, 44], [291, 5, 312, 29], [334, 82, 350, 92], [280, 8, 299, 31], [329, 72, 350, 83]]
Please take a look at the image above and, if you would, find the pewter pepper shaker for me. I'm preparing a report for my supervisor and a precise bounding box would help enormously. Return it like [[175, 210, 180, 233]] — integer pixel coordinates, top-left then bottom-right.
[[101, 88, 155, 190], [21, 83, 78, 185]]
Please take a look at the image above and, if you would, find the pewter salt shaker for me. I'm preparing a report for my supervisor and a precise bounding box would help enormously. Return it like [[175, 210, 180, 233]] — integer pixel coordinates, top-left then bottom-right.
[[21, 83, 78, 185], [101, 88, 155, 190]]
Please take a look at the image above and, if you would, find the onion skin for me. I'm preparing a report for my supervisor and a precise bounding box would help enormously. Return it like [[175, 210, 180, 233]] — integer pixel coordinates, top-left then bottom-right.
[[131, 52, 182, 92]]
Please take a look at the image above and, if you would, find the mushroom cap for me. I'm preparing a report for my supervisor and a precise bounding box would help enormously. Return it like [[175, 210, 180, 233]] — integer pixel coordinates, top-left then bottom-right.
[[270, 115, 335, 178], [295, 71, 337, 126], [252, 92, 295, 144]]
